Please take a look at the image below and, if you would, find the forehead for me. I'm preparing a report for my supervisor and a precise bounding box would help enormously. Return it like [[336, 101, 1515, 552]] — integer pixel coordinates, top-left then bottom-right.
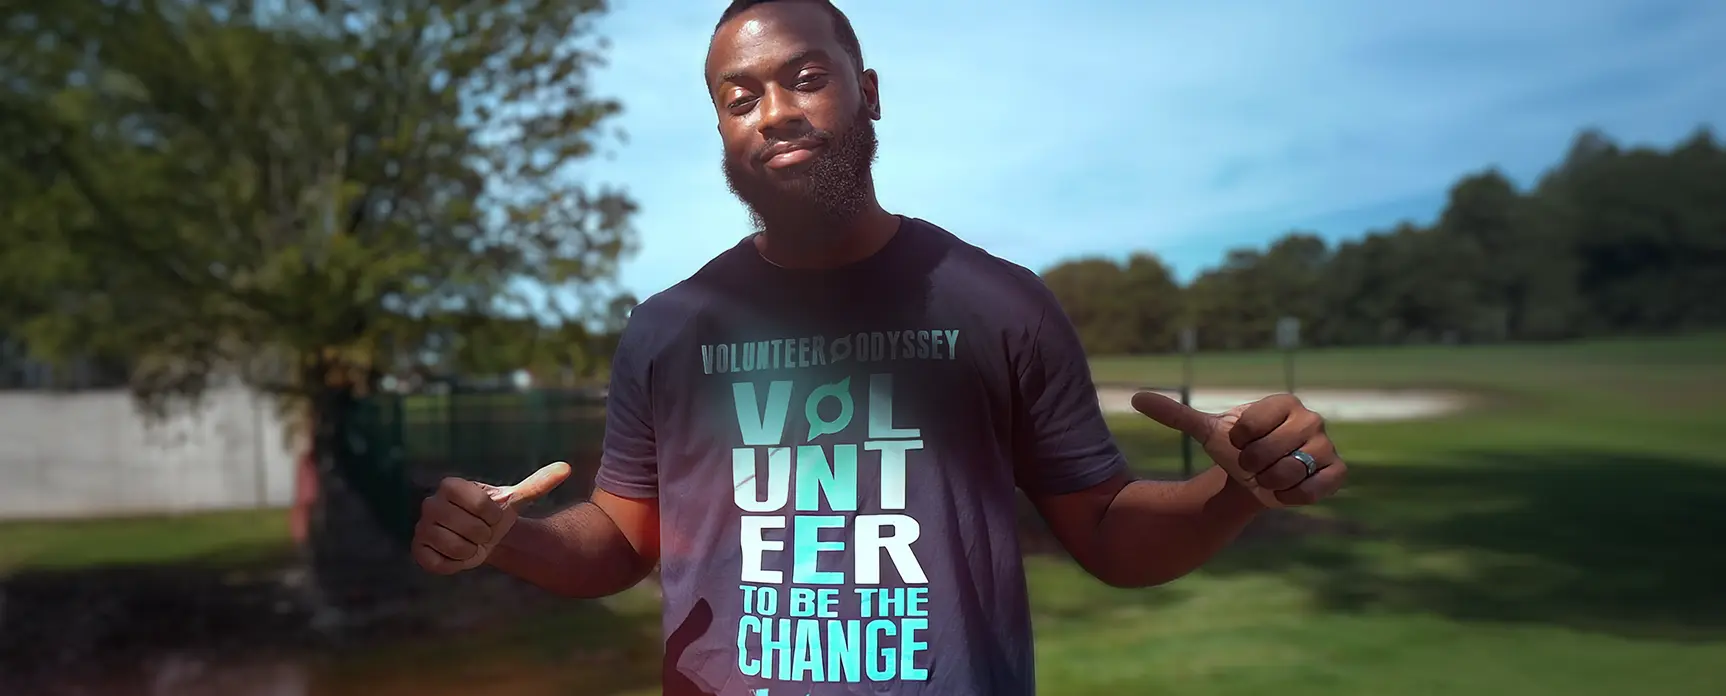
[[706, 2, 844, 85]]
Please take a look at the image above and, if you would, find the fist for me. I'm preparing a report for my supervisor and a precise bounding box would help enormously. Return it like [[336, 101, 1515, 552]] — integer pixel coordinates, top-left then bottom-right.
[[412, 461, 571, 574], [1132, 391, 1347, 509]]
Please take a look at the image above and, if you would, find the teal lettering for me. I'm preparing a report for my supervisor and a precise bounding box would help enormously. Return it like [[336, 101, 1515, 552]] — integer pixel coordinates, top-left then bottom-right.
[[804, 377, 854, 440], [733, 380, 794, 446], [791, 619, 824, 681], [827, 619, 862, 682], [865, 619, 897, 680], [867, 374, 920, 438], [795, 444, 857, 512], [791, 515, 846, 585]]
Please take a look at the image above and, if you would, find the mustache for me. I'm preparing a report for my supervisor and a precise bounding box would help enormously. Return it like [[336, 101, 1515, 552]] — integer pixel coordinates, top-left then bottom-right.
[[751, 128, 836, 161]]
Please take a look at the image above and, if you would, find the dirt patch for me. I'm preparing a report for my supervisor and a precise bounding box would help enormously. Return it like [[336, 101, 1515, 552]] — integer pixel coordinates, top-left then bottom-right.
[[1098, 386, 1470, 422], [1, 516, 1369, 696], [0, 560, 574, 695]]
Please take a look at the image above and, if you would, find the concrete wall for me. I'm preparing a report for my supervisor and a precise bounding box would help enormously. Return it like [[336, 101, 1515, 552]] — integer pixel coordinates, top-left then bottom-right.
[[0, 386, 299, 520]]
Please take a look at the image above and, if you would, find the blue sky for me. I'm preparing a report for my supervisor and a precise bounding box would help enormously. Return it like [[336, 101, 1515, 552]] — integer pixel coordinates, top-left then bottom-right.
[[573, 0, 1726, 300]]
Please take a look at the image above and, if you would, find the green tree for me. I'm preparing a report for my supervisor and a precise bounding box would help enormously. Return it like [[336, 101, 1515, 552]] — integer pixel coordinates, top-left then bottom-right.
[[1158, 126, 1723, 350], [1181, 233, 1327, 350], [1041, 253, 1182, 355], [1539, 127, 1726, 332], [1435, 169, 1585, 341], [1120, 253, 1184, 352], [0, 0, 634, 618]]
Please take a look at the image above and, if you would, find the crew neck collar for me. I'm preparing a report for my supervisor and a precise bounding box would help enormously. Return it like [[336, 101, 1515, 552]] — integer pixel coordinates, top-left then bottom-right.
[[741, 215, 915, 277]]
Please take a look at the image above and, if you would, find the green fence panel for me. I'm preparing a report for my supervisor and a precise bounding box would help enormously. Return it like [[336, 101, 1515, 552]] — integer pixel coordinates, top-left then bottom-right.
[[355, 388, 609, 520]]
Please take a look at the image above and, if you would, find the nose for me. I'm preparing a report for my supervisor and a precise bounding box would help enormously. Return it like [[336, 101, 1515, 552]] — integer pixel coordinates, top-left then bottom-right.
[[755, 84, 806, 139]]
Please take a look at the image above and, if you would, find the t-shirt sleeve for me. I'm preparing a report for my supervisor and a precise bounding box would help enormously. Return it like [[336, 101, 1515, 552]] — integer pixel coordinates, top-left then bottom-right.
[[1012, 291, 1129, 496], [592, 321, 659, 500]]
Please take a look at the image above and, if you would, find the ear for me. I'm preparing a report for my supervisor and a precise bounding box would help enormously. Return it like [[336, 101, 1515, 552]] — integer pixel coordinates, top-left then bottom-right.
[[860, 68, 882, 120]]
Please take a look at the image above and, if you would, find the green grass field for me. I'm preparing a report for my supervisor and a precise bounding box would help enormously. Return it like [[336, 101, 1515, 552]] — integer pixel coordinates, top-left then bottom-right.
[[3, 333, 1723, 695], [0, 507, 292, 573], [1031, 332, 1726, 695]]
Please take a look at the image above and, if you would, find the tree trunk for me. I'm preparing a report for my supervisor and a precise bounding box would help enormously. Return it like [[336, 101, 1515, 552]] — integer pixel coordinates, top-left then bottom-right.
[[300, 380, 426, 634]]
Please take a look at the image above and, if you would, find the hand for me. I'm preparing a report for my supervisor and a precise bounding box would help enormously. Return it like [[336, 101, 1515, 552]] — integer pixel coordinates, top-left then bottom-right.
[[1131, 392, 1347, 509], [412, 461, 572, 574]]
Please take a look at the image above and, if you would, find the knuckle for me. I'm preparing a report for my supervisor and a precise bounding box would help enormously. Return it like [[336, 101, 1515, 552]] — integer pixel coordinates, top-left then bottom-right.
[[1255, 449, 1284, 473], [412, 547, 437, 570]]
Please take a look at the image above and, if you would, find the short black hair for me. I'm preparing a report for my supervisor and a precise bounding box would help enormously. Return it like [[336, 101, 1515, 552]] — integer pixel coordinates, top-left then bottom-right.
[[715, 0, 865, 71]]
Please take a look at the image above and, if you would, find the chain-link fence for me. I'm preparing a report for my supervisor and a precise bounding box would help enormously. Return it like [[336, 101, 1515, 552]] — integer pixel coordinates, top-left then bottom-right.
[[347, 386, 610, 521]]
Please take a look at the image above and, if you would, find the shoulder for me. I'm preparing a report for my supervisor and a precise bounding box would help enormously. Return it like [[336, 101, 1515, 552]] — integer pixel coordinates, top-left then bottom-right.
[[615, 238, 756, 363], [912, 217, 1065, 324]]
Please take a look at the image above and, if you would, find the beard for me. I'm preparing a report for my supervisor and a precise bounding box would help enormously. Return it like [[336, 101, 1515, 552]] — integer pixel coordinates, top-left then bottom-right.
[[723, 108, 879, 240]]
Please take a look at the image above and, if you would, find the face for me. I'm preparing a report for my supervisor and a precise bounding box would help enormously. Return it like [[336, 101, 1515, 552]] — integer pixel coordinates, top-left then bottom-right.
[[706, 2, 881, 235]]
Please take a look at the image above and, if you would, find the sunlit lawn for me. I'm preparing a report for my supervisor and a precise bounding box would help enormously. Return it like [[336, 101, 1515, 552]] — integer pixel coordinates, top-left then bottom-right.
[[1027, 332, 1726, 695], [4, 333, 1723, 695], [0, 507, 293, 574]]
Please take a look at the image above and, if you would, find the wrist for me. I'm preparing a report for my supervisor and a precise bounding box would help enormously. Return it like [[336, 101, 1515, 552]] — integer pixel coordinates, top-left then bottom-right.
[[1215, 475, 1268, 516], [486, 516, 540, 568]]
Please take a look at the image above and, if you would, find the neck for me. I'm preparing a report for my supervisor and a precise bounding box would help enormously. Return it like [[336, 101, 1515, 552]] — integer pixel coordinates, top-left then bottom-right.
[[754, 198, 899, 269]]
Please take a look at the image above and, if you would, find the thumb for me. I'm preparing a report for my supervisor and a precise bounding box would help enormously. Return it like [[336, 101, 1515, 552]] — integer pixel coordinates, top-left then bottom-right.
[[491, 461, 572, 509], [1130, 391, 1217, 440]]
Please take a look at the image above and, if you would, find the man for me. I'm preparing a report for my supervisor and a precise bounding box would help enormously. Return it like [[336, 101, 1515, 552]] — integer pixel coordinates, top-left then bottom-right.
[[410, 1, 1348, 694]]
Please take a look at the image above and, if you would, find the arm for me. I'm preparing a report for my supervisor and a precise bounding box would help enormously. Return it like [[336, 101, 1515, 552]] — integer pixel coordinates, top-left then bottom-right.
[[486, 489, 660, 598], [490, 315, 666, 598], [1030, 469, 1262, 588], [1010, 290, 1263, 588], [1037, 389, 1348, 587]]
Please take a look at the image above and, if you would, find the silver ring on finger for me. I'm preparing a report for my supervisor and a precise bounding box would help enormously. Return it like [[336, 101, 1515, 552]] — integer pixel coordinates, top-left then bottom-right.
[[1289, 449, 1319, 479]]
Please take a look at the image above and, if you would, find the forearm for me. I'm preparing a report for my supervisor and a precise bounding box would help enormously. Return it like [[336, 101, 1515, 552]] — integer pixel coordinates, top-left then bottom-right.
[[1089, 466, 1264, 588], [486, 501, 654, 599]]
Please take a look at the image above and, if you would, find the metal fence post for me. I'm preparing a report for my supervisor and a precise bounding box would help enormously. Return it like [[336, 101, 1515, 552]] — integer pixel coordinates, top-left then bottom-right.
[[1178, 326, 1197, 479], [527, 387, 546, 474], [1180, 384, 1194, 478]]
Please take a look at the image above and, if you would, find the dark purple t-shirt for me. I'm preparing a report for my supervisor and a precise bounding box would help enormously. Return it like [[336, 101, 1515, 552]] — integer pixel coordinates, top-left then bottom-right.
[[595, 217, 1127, 696]]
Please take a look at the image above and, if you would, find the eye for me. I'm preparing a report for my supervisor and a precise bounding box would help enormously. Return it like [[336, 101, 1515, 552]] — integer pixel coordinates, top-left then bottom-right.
[[727, 95, 758, 113], [796, 72, 829, 90]]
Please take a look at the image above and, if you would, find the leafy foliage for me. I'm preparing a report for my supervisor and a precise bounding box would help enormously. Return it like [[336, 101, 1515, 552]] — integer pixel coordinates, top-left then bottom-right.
[[0, 0, 636, 409], [1044, 127, 1726, 353]]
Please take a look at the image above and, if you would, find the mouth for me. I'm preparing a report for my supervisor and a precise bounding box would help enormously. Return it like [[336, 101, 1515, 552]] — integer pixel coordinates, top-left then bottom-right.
[[760, 138, 825, 170]]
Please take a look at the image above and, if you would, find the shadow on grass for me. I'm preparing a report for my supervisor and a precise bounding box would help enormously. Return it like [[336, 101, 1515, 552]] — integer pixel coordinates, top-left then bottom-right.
[[1191, 448, 1726, 642], [0, 553, 664, 696]]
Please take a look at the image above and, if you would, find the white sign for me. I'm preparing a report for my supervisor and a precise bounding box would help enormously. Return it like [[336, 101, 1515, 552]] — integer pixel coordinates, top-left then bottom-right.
[[1276, 317, 1301, 349]]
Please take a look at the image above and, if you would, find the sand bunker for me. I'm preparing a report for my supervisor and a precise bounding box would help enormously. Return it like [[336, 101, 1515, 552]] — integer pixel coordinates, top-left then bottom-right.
[[1097, 386, 1468, 423]]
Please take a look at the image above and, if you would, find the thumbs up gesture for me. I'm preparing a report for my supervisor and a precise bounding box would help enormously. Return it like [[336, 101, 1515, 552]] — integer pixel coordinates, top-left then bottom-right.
[[1131, 392, 1347, 509], [412, 461, 572, 574]]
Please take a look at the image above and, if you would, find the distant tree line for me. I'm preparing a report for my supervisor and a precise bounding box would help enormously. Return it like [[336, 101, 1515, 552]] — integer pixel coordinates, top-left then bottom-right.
[[1042, 127, 1726, 354]]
